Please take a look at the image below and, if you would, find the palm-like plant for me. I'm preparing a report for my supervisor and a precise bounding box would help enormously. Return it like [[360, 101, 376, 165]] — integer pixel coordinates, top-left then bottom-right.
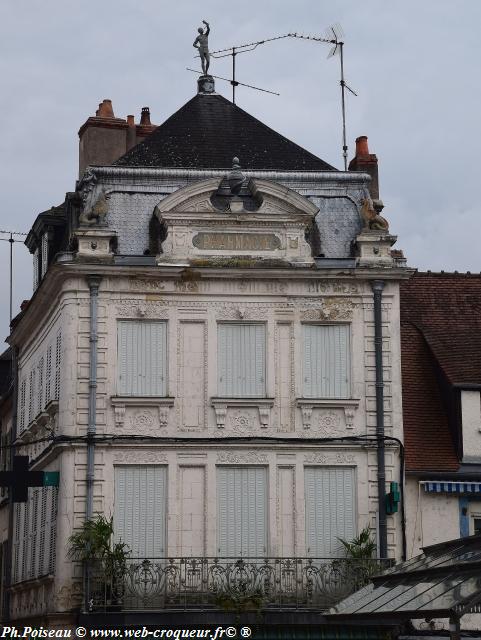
[[338, 527, 380, 588]]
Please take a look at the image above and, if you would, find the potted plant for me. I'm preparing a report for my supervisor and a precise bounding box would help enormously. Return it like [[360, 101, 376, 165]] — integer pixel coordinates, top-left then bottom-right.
[[338, 527, 380, 588], [67, 515, 130, 610]]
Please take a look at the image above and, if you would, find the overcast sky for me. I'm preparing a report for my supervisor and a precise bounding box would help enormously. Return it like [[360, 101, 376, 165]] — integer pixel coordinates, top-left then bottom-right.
[[1, 1, 480, 349]]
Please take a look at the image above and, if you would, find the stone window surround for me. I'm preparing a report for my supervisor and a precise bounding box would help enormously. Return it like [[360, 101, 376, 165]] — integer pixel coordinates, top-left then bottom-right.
[[111, 396, 175, 428], [211, 397, 275, 429], [296, 398, 360, 430]]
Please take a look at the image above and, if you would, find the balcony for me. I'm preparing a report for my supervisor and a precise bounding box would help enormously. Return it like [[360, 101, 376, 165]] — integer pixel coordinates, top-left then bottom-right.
[[87, 557, 394, 613]]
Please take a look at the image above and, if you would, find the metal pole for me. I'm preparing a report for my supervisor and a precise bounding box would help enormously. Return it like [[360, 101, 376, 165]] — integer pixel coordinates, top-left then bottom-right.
[[339, 42, 348, 171], [372, 279, 387, 558], [9, 234, 13, 323], [232, 47, 236, 104]]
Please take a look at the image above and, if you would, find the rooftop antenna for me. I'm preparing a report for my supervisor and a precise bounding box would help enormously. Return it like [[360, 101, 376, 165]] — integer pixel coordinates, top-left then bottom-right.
[[0, 230, 27, 323], [288, 24, 358, 170], [194, 34, 292, 103]]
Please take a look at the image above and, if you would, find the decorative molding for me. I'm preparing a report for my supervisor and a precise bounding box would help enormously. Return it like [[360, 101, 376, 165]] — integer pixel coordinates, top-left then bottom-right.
[[212, 398, 274, 430], [115, 301, 169, 318], [111, 396, 174, 427], [300, 297, 355, 321], [215, 303, 268, 320], [217, 450, 268, 464], [304, 452, 356, 465], [296, 399, 359, 431], [113, 450, 168, 464]]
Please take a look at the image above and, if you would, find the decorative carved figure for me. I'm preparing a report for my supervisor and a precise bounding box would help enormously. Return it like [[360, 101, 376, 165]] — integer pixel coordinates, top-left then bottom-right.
[[193, 20, 211, 75], [360, 197, 389, 231], [79, 191, 109, 227]]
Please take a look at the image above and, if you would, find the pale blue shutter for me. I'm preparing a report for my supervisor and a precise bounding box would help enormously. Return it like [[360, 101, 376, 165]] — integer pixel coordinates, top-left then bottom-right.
[[304, 467, 355, 557], [114, 466, 167, 558], [303, 325, 350, 398], [217, 467, 267, 557], [118, 322, 167, 396], [218, 324, 265, 397]]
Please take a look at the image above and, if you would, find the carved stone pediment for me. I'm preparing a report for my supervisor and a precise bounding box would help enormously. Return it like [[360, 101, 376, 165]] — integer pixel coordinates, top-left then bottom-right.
[[153, 177, 319, 266]]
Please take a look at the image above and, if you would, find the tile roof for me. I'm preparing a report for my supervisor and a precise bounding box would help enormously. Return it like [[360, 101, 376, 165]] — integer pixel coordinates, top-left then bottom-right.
[[400, 322, 459, 472], [115, 93, 337, 171], [400, 271, 481, 473], [400, 272, 481, 385]]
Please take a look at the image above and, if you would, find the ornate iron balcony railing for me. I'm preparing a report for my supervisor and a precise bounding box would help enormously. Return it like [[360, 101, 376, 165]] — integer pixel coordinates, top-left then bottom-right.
[[88, 556, 394, 612]]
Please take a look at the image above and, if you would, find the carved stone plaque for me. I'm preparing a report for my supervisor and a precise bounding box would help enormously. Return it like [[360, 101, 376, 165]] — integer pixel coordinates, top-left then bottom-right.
[[193, 232, 280, 251]]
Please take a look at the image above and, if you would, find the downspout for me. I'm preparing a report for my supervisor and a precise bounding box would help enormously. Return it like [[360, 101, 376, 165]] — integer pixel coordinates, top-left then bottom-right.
[[85, 275, 101, 610], [4, 346, 18, 622], [372, 280, 388, 558]]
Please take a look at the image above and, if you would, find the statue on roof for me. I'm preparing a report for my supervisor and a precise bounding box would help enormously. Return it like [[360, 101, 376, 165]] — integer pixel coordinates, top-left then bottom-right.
[[193, 20, 211, 75]]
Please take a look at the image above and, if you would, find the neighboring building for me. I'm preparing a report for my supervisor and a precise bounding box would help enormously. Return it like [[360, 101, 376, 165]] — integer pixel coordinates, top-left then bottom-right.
[[0, 76, 410, 627], [401, 271, 481, 557]]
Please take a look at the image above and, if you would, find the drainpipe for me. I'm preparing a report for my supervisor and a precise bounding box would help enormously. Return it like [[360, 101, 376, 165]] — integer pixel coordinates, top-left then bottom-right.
[[372, 280, 387, 559], [4, 346, 18, 622], [86, 276, 101, 520], [84, 276, 101, 612]]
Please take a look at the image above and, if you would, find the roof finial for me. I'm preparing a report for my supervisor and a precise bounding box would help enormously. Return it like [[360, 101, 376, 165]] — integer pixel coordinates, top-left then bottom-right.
[[227, 157, 244, 196]]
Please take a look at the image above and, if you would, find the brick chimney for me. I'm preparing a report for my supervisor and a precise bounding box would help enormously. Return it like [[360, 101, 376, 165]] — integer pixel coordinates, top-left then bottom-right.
[[348, 136, 379, 200], [78, 101, 157, 177]]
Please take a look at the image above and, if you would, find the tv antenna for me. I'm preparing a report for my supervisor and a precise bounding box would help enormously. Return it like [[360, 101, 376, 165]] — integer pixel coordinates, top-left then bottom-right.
[[192, 24, 357, 169], [192, 33, 291, 103], [0, 230, 27, 323], [287, 24, 358, 170]]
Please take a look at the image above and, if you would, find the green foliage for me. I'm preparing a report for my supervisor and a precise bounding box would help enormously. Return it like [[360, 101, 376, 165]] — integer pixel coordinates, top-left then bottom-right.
[[67, 514, 130, 576], [338, 526, 377, 560]]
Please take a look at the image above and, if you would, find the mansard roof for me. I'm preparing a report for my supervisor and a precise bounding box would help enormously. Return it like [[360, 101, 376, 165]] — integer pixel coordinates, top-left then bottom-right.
[[115, 93, 337, 171]]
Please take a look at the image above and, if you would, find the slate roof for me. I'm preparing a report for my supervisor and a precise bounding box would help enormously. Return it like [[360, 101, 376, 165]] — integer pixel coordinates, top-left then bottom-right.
[[400, 272, 481, 473], [115, 93, 337, 171]]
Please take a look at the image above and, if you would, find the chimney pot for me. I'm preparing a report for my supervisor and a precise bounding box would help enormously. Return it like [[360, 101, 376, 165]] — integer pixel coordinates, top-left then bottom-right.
[[127, 115, 135, 127], [355, 135, 370, 158], [140, 107, 151, 126], [98, 99, 115, 119]]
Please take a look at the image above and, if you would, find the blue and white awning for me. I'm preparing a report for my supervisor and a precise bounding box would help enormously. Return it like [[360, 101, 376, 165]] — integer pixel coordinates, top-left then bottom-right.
[[422, 481, 481, 494]]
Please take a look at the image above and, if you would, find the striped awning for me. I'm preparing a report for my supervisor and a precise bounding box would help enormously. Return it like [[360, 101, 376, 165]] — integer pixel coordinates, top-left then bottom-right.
[[422, 481, 481, 494]]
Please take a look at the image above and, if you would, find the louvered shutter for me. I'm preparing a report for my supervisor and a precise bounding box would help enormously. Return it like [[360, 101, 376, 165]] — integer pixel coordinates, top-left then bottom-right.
[[303, 325, 350, 398], [18, 380, 26, 433], [217, 467, 267, 557], [118, 322, 167, 396], [54, 332, 62, 401], [304, 467, 355, 557], [114, 466, 167, 558], [45, 345, 52, 404], [218, 324, 265, 397]]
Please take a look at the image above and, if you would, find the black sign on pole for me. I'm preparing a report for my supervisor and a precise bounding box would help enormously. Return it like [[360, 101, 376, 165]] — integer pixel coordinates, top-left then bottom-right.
[[0, 456, 44, 502]]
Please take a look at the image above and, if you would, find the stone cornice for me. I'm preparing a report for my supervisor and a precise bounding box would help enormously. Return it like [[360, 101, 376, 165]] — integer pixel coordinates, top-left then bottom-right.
[[85, 165, 372, 187]]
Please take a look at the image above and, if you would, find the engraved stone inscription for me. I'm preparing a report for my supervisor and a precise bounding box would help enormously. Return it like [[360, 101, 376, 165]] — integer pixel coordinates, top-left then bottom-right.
[[193, 232, 280, 251]]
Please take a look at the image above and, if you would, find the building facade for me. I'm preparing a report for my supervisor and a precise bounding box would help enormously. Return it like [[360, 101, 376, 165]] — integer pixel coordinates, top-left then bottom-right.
[[1, 78, 410, 626]]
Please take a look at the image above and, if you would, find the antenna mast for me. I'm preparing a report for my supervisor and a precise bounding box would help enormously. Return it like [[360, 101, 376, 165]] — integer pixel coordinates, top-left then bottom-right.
[[0, 230, 27, 323]]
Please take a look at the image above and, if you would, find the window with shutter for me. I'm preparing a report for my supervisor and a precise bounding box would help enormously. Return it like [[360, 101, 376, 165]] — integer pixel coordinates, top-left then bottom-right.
[[37, 357, 44, 414], [28, 369, 36, 424], [304, 467, 355, 558], [18, 379, 26, 433], [217, 324, 266, 397], [303, 324, 351, 398], [54, 332, 62, 401], [41, 232, 49, 278], [217, 467, 267, 557], [12, 486, 58, 583], [117, 322, 167, 396], [45, 345, 52, 404], [114, 466, 167, 558]]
